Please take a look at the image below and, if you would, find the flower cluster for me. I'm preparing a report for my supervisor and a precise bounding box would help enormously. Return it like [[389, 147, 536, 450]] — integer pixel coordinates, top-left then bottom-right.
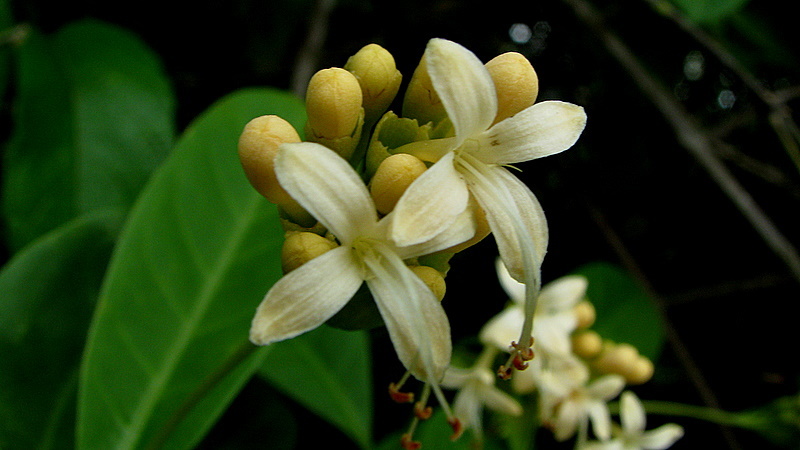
[[238, 38, 588, 447], [440, 259, 684, 447]]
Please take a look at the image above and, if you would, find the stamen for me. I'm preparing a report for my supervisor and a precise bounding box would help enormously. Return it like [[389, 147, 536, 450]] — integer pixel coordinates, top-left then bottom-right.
[[448, 416, 464, 441], [400, 432, 422, 450], [414, 402, 433, 420], [498, 337, 535, 379], [389, 372, 415, 403]]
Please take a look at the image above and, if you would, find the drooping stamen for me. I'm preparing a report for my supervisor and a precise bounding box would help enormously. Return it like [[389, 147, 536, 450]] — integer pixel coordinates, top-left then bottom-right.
[[413, 383, 433, 420], [400, 432, 422, 450], [448, 416, 464, 441], [389, 371, 415, 403]]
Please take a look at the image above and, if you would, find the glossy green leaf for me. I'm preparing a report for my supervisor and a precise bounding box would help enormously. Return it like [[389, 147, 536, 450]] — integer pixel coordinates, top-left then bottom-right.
[[77, 88, 306, 449], [260, 325, 373, 449], [574, 262, 665, 360], [2, 20, 175, 250], [0, 210, 123, 449]]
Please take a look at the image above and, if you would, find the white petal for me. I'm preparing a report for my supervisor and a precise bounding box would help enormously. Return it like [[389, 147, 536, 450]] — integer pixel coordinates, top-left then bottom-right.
[[479, 305, 525, 351], [441, 366, 473, 388], [463, 162, 547, 283], [639, 424, 684, 449], [553, 400, 583, 441], [249, 246, 362, 345], [482, 385, 523, 416], [275, 142, 377, 244], [453, 386, 484, 437], [538, 275, 589, 312], [476, 101, 587, 165], [390, 152, 470, 246], [495, 257, 526, 305], [425, 38, 497, 144], [390, 201, 476, 259], [362, 242, 451, 381], [587, 401, 613, 441], [533, 317, 574, 356], [588, 375, 626, 401], [620, 391, 647, 434]]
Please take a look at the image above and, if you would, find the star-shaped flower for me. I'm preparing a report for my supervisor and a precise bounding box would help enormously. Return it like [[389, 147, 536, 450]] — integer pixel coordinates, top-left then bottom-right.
[[249, 142, 475, 384], [583, 391, 684, 450], [441, 363, 523, 440], [391, 38, 587, 359], [481, 258, 588, 357], [538, 361, 625, 442]]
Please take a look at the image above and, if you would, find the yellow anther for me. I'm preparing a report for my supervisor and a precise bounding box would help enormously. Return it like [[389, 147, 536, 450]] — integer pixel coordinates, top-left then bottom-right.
[[402, 56, 447, 126], [306, 68, 363, 140], [485, 52, 539, 125], [345, 43, 403, 124], [571, 329, 603, 359], [370, 153, 427, 214], [573, 300, 596, 329], [280, 231, 338, 273], [238, 115, 301, 205], [408, 265, 446, 301]]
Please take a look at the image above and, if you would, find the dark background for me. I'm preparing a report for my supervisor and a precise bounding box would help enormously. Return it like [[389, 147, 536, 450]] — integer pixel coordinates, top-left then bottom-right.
[[6, 0, 800, 448]]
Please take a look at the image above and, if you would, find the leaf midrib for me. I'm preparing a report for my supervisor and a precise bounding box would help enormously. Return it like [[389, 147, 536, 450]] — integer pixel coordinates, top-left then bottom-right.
[[116, 191, 262, 449]]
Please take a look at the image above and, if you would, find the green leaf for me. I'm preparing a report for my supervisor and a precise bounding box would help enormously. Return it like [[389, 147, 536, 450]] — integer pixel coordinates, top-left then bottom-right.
[[77, 88, 306, 449], [0, 210, 123, 449], [573, 262, 665, 360], [259, 325, 373, 449], [669, 0, 750, 24], [2, 20, 175, 250]]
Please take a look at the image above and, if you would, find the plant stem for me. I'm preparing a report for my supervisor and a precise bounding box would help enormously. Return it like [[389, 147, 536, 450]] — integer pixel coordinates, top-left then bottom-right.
[[609, 400, 761, 431]]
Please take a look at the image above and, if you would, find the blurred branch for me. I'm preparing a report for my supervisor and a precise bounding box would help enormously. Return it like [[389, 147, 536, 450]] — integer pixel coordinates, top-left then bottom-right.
[[290, 0, 336, 98], [644, 0, 800, 175], [562, 0, 800, 286]]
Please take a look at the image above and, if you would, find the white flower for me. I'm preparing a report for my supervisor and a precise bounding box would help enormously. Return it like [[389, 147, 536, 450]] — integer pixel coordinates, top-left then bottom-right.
[[441, 364, 523, 439], [583, 391, 684, 450], [538, 361, 625, 442], [481, 258, 588, 357], [249, 142, 475, 384], [391, 38, 586, 355]]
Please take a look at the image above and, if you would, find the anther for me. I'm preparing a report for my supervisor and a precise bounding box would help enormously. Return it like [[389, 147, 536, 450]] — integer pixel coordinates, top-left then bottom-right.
[[414, 402, 433, 420], [389, 382, 415, 404], [512, 353, 529, 371], [448, 417, 464, 441], [400, 433, 422, 450], [497, 365, 513, 381]]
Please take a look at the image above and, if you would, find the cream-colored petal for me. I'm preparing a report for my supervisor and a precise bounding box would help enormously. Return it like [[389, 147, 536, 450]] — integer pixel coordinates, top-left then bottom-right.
[[453, 385, 484, 437], [393, 137, 458, 163], [533, 316, 574, 356], [495, 257, 526, 305], [390, 203, 476, 259], [588, 375, 626, 402], [440, 366, 473, 388], [390, 152, 470, 246], [462, 162, 547, 283], [638, 424, 685, 449], [620, 391, 647, 434], [587, 401, 613, 441], [425, 38, 497, 145], [249, 246, 363, 345], [475, 101, 587, 165], [362, 242, 451, 381], [479, 306, 525, 351], [538, 275, 589, 312], [482, 385, 523, 416], [275, 142, 377, 244]]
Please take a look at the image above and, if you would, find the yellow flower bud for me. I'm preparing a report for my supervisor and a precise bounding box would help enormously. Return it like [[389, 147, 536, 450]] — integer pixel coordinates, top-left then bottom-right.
[[281, 231, 338, 273], [573, 300, 596, 329], [369, 153, 427, 214], [402, 56, 447, 127], [571, 330, 603, 359], [485, 52, 539, 125], [626, 357, 655, 385], [592, 342, 640, 378], [238, 115, 301, 205], [306, 68, 363, 139], [345, 43, 402, 124], [408, 265, 446, 301]]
